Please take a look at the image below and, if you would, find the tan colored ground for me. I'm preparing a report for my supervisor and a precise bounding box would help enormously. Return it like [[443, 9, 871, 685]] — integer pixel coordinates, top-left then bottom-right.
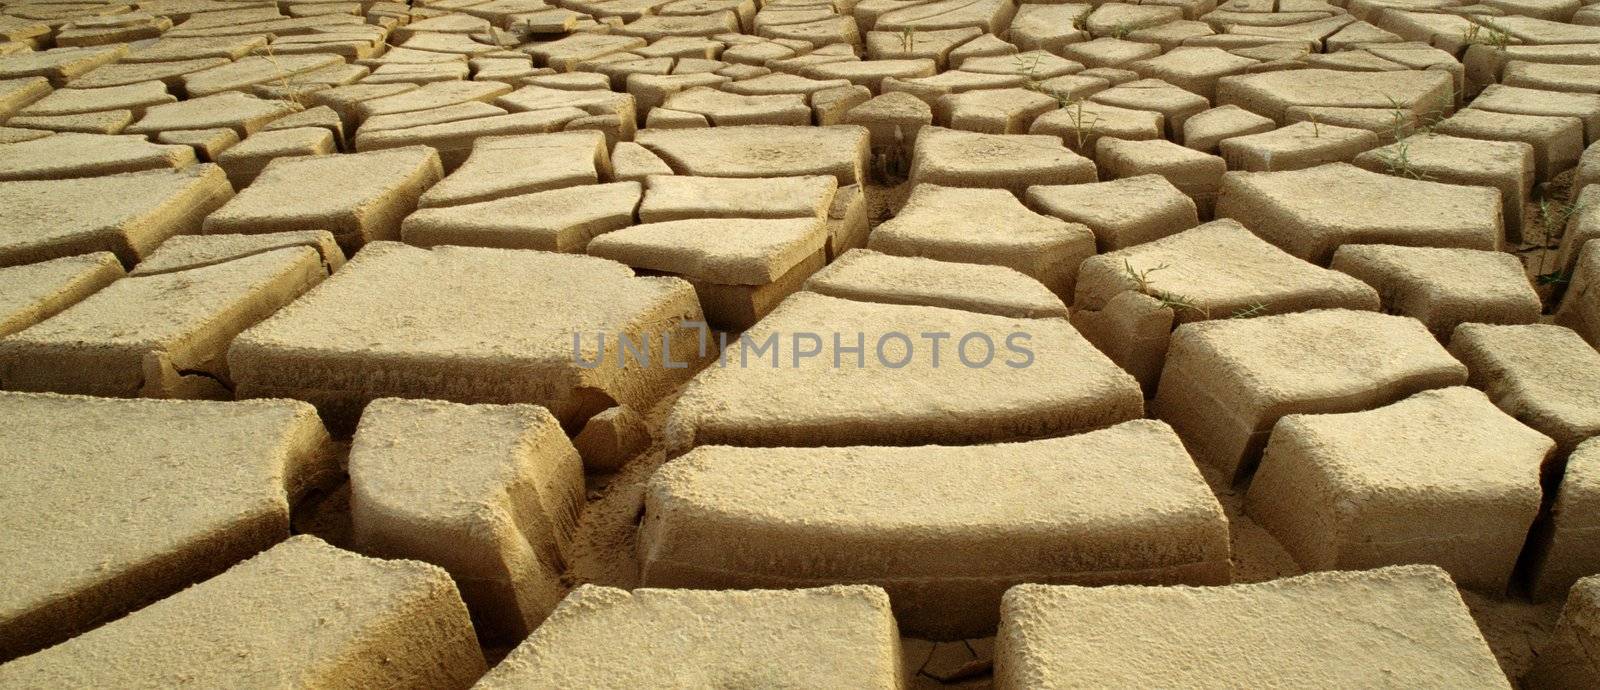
[[6, 2, 1600, 686]]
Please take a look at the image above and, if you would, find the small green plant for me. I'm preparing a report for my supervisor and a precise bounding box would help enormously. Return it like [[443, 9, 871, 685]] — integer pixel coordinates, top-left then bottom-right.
[[1109, 22, 1134, 39], [1376, 137, 1433, 181], [1309, 115, 1321, 138], [1230, 302, 1268, 319], [1061, 99, 1099, 151], [900, 26, 917, 52], [1534, 197, 1583, 286], [1123, 260, 1211, 318], [1463, 21, 1513, 50]]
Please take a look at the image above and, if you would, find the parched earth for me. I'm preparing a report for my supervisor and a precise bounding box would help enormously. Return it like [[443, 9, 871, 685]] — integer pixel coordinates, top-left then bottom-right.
[[5, 0, 1600, 686]]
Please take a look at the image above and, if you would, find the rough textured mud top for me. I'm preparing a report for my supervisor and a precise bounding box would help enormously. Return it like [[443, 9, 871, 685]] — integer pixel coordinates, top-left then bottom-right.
[[996, 566, 1509, 689], [0, 536, 486, 689], [0, 252, 122, 337], [128, 230, 346, 276], [0, 164, 232, 268], [638, 174, 837, 222], [587, 216, 828, 284], [476, 584, 903, 690], [635, 124, 869, 184], [0, 392, 334, 659], [666, 291, 1142, 450], [804, 249, 1069, 318]]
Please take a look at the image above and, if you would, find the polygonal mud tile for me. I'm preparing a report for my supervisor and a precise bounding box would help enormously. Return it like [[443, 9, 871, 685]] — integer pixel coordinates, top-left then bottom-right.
[[475, 585, 901, 689], [641, 419, 1228, 639], [1560, 184, 1600, 276], [1433, 107, 1584, 182], [1127, 46, 1259, 101], [0, 252, 122, 338], [125, 91, 302, 137], [1183, 104, 1276, 153], [0, 393, 337, 661], [215, 127, 336, 189], [0, 132, 196, 181], [1216, 68, 1455, 125], [0, 245, 331, 399], [349, 398, 583, 640], [1560, 241, 1600, 348], [1089, 78, 1209, 138], [635, 124, 869, 184], [664, 291, 1143, 450], [661, 86, 809, 125], [1219, 121, 1381, 172], [1071, 219, 1378, 391], [1029, 100, 1164, 154], [868, 183, 1097, 298], [1449, 323, 1600, 456], [1352, 133, 1535, 243], [1061, 37, 1163, 69], [907, 126, 1097, 196], [1152, 308, 1468, 483], [202, 146, 443, 252], [16, 80, 174, 119], [354, 108, 590, 170], [1347, 234, 1533, 325], [1472, 84, 1600, 144], [1010, 4, 1092, 53], [1215, 162, 1502, 265], [416, 130, 610, 208], [130, 230, 345, 277], [936, 87, 1058, 134], [0, 536, 485, 687], [228, 242, 708, 431], [0, 164, 233, 268], [1245, 386, 1551, 591], [803, 249, 1068, 318], [995, 566, 1507, 689], [402, 182, 642, 252], [1524, 441, 1600, 605], [1026, 174, 1199, 252], [638, 174, 835, 222], [1095, 137, 1227, 215]]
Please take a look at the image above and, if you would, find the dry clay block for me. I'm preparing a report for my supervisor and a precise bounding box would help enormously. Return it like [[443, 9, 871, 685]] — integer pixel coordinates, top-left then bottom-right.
[[635, 124, 870, 185], [1153, 309, 1468, 483], [995, 566, 1508, 689], [1526, 440, 1600, 604], [867, 184, 1096, 298], [0, 253, 123, 338], [1072, 220, 1379, 393], [478, 585, 903, 689], [1449, 324, 1600, 457], [1526, 574, 1600, 687], [1332, 244, 1541, 340], [0, 164, 233, 268], [202, 145, 444, 253], [1558, 241, 1600, 349], [0, 246, 330, 399], [0, 132, 196, 181], [665, 291, 1143, 450], [1215, 163, 1503, 265], [128, 230, 346, 277], [350, 398, 583, 641], [640, 420, 1229, 639], [803, 249, 1069, 319], [229, 243, 708, 431], [0, 393, 336, 661], [402, 182, 642, 253], [908, 126, 1097, 196], [1216, 68, 1456, 125], [1026, 174, 1199, 252], [1246, 387, 1551, 592], [0, 536, 486, 689]]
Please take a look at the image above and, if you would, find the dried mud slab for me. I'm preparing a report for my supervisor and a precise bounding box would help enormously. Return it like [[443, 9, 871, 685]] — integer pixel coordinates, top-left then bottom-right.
[[867, 183, 1096, 298], [349, 398, 583, 641], [908, 126, 1097, 196], [0, 536, 485, 689], [202, 146, 443, 252], [1026, 174, 1198, 252], [0, 246, 330, 398], [635, 124, 869, 184], [665, 291, 1143, 450], [804, 249, 1068, 318], [995, 566, 1508, 689], [1215, 162, 1503, 265], [1525, 440, 1600, 604], [1331, 245, 1541, 340], [128, 230, 346, 276], [417, 130, 611, 208], [0, 252, 122, 337], [0, 393, 336, 661], [401, 181, 642, 252], [1215, 68, 1456, 124], [637, 174, 836, 222], [0, 132, 196, 181], [640, 420, 1228, 639], [1352, 133, 1535, 243], [229, 243, 707, 431], [475, 585, 903, 689], [1526, 572, 1600, 686], [1449, 324, 1600, 457], [1557, 241, 1600, 349], [1152, 308, 1468, 483], [1246, 387, 1550, 592]]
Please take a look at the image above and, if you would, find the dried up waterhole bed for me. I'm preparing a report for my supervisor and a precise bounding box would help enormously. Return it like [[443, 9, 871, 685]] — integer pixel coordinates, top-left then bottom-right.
[[7, 0, 1600, 687]]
